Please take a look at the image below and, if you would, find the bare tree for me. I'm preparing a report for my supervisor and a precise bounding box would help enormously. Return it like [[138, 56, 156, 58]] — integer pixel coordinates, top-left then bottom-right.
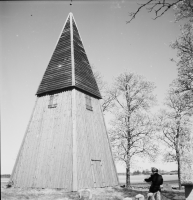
[[171, 23, 193, 94], [171, 23, 193, 67], [127, 0, 193, 96], [173, 0, 193, 22], [108, 72, 157, 187], [127, 0, 193, 23], [93, 70, 106, 93], [157, 84, 193, 189], [170, 22, 193, 114], [92, 67, 115, 112], [100, 89, 116, 112]]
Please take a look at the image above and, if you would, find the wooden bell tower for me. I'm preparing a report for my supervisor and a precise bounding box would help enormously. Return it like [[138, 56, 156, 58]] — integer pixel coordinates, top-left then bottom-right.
[[10, 13, 119, 191]]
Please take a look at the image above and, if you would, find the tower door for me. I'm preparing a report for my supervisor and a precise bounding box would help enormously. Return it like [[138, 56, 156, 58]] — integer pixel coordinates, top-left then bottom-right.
[[91, 160, 105, 187]]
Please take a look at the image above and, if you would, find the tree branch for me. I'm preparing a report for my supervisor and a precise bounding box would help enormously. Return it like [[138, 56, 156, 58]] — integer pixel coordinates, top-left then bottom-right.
[[127, 0, 183, 23]]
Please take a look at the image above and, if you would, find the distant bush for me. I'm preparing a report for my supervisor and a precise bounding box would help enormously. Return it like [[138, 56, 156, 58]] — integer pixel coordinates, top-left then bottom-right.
[[132, 170, 141, 175], [142, 170, 151, 175]]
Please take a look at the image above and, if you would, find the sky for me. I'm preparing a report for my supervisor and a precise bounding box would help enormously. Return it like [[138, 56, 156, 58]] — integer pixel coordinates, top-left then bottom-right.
[[1, 0, 183, 174]]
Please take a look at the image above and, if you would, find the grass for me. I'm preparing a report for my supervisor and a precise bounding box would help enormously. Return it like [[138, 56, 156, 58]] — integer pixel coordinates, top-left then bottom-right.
[[1, 183, 185, 200], [1, 175, 185, 200]]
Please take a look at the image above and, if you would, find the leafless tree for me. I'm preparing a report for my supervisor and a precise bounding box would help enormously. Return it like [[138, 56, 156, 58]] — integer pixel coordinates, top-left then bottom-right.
[[127, 0, 193, 23], [108, 72, 157, 187], [170, 22, 193, 114], [92, 67, 115, 112], [171, 23, 193, 95], [173, 0, 193, 22], [157, 83, 193, 189]]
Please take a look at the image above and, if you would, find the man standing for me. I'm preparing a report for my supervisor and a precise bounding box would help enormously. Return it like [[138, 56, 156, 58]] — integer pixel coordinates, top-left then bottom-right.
[[144, 167, 163, 200]]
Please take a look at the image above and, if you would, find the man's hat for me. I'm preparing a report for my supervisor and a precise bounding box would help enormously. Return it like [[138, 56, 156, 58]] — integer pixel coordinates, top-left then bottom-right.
[[151, 167, 158, 172]]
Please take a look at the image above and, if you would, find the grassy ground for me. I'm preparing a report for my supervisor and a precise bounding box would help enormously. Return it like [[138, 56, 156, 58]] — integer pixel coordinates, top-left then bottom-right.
[[1, 183, 185, 200], [1, 176, 185, 200]]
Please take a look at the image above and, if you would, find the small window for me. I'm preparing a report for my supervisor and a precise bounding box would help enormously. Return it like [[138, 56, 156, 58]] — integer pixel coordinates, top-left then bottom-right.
[[85, 94, 93, 111], [48, 94, 58, 108]]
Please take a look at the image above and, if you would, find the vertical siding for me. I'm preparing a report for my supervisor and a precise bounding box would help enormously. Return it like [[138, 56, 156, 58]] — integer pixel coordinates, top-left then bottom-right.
[[92, 95, 119, 186], [11, 91, 73, 190], [76, 90, 118, 189], [11, 89, 118, 190]]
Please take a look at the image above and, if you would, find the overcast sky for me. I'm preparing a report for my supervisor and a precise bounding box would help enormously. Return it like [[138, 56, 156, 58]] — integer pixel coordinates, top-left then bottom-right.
[[1, 0, 182, 174]]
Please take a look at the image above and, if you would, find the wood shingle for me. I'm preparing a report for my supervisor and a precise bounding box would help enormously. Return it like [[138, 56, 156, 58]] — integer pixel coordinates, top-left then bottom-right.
[[36, 13, 101, 99]]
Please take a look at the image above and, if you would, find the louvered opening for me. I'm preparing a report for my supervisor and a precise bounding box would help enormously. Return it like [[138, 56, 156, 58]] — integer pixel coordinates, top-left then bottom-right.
[[85, 94, 93, 111]]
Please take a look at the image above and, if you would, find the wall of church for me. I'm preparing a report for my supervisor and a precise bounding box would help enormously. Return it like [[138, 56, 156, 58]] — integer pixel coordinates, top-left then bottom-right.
[[75, 90, 119, 189], [11, 91, 73, 190], [11, 89, 118, 190]]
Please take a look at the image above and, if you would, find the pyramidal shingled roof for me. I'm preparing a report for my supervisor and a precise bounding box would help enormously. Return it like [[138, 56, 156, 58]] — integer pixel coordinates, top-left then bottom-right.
[[36, 13, 102, 99]]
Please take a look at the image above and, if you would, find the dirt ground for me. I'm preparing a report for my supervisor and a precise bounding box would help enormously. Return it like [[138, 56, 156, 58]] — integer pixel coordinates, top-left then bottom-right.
[[1, 183, 185, 200]]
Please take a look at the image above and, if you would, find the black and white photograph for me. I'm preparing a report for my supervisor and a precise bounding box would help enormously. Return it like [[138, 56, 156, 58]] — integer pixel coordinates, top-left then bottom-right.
[[1, 0, 193, 199]]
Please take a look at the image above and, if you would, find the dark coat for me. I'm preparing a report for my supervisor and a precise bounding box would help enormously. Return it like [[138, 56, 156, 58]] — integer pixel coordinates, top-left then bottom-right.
[[144, 173, 163, 193]]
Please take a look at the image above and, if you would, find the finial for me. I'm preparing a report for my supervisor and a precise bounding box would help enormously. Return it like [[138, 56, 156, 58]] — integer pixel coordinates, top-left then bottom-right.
[[70, 0, 72, 12]]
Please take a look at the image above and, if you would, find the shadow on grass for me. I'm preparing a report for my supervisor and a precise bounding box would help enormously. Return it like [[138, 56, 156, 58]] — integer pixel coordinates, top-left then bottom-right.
[[113, 187, 147, 198], [113, 186, 185, 200]]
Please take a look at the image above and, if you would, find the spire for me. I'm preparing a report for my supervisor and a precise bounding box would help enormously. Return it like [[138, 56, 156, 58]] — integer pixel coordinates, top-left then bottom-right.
[[36, 13, 101, 99]]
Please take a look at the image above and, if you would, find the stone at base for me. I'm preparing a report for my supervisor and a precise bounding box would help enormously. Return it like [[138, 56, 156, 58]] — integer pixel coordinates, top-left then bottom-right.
[[78, 189, 92, 200], [135, 194, 144, 200]]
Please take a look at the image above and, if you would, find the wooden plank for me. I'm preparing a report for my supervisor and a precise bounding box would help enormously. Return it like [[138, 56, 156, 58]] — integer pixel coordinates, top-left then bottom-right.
[[98, 100, 119, 185], [34, 96, 49, 187], [12, 91, 73, 189], [76, 90, 94, 189], [72, 88, 77, 191], [10, 97, 38, 186], [44, 96, 55, 188], [74, 90, 118, 189], [27, 96, 47, 187], [70, 13, 75, 86], [12, 87, 116, 189], [57, 92, 69, 188], [49, 93, 62, 188], [18, 97, 43, 187], [76, 91, 95, 188], [32, 96, 47, 187], [39, 95, 52, 188], [59, 91, 72, 190]]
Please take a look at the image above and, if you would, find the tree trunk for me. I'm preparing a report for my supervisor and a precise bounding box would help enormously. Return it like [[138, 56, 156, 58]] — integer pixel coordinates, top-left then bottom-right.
[[177, 150, 182, 190], [125, 85, 131, 188], [176, 125, 182, 190], [126, 158, 131, 188], [126, 129, 131, 188]]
